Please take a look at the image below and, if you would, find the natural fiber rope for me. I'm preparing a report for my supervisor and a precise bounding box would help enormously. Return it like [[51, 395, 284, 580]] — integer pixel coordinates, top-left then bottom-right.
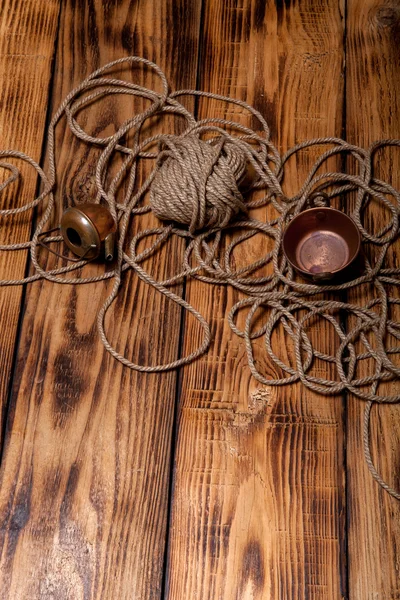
[[0, 57, 399, 499]]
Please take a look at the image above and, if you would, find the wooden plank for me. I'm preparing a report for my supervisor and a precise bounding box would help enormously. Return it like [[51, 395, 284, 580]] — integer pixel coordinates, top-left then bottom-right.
[[167, 1, 347, 598], [0, 1, 202, 598], [346, 0, 400, 596], [0, 0, 61, 445]]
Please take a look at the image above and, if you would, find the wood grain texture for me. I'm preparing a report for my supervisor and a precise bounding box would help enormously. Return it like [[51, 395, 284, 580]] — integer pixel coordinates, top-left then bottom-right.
[[346, 0, 400, 597], [1, 1, 400, 598], [0, 0, 60, 445], [0, 1, 201, 598], [166, 1, 347, 599]]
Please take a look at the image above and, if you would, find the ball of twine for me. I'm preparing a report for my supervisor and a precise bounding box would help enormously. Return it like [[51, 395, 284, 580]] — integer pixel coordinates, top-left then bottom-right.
[[150, 134, 248, 233]]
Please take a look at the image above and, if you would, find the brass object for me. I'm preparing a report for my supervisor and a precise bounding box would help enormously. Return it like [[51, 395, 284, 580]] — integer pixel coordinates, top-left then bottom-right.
[[60, 203, 116, 261], [282, 207, 361, 282]]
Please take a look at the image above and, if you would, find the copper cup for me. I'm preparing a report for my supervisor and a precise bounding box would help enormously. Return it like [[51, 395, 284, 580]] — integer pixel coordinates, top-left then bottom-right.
[[282, 207, 361, 282]]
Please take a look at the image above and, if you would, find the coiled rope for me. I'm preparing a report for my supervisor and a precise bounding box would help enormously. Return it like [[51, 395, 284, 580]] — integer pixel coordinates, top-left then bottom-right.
[[0, 57, 399, 499]]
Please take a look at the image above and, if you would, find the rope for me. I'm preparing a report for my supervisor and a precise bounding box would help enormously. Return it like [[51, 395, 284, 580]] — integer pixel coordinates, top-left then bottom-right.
[[0, 56, 399, 499]]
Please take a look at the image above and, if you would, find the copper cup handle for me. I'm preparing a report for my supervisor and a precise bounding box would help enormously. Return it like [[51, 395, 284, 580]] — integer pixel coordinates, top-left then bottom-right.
[[307, 190, 330, 209]]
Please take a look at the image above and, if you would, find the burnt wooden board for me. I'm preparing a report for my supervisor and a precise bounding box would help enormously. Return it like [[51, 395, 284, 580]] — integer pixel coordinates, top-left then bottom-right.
[[166, 1, 348, 598], [346, 0, 400, 597], [0, 1, 201, 598], [0, 0, 61, 445]]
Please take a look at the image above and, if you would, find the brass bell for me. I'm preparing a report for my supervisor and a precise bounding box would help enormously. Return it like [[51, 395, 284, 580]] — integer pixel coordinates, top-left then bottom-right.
[[60, 203, 116, 261]]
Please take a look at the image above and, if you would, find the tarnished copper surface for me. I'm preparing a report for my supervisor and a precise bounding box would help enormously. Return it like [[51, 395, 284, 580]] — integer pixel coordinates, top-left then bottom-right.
[[60, 203, 116, 261], [282, 207, 361, 282]]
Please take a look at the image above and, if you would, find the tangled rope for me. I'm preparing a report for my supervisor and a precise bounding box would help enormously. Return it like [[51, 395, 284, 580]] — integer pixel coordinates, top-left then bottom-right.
[[0, 56, 399, 499]]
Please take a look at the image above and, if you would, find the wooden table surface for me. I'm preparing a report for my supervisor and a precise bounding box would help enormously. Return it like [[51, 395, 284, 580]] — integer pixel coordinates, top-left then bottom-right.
[[0, 0, 399, 598]]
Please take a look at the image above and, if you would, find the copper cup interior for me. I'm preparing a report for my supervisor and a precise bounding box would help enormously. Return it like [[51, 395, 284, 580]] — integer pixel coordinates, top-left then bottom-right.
[[282, 208, 361, 279]]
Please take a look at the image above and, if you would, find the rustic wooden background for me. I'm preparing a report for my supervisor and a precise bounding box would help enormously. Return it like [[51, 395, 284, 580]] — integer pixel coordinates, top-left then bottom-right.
[[0, 0, 399, 598]]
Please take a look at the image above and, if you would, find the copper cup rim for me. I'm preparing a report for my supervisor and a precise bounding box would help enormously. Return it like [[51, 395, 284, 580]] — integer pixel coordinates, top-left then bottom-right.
[[282, 207, 361, 279]]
